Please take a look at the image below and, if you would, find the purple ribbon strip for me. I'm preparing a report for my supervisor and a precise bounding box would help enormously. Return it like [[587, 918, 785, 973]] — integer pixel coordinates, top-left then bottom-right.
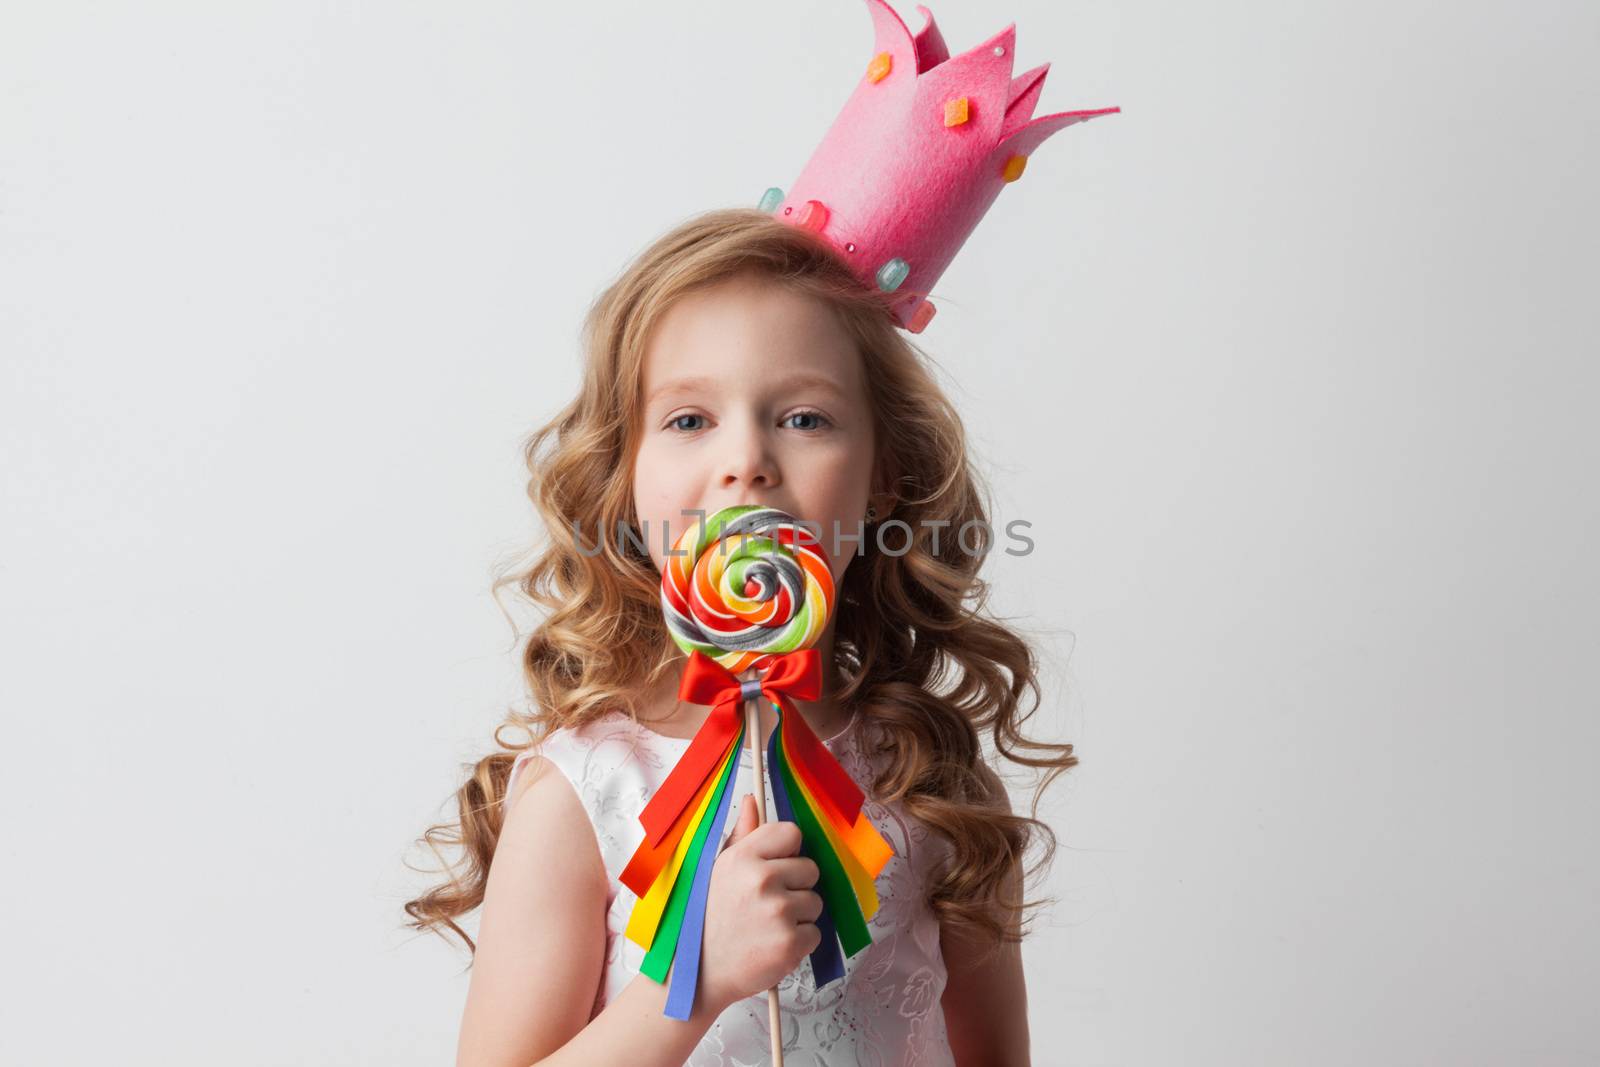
[[768, 705, 845, 988], [664, 731, 743, 1020]]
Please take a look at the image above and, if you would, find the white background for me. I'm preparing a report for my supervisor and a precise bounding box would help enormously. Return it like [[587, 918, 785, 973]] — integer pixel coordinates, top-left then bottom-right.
[[3, 0, 1595, 1063]]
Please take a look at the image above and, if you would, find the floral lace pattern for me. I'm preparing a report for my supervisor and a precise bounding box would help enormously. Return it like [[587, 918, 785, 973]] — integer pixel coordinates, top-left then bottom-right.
[[503, 710, 956, 1066]]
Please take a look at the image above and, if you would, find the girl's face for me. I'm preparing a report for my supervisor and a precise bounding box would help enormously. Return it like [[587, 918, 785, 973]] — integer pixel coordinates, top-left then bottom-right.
[[632, 272, 878, 582]]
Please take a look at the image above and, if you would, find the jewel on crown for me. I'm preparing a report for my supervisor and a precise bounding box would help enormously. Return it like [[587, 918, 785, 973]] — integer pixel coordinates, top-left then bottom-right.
[[760, 0, 1118, 333]]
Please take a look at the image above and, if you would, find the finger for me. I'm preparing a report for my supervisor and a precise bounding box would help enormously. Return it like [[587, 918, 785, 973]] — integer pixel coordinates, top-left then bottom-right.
[[723, 794, 758, 850], [794, 921, 822, 954], [785, 888, 824, 923], [746, 819, 804, 860], [771, 856, 821, 890]]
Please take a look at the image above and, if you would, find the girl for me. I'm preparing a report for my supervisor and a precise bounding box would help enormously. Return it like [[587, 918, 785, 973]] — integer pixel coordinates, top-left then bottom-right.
[[406, 208, 1078, 1066]]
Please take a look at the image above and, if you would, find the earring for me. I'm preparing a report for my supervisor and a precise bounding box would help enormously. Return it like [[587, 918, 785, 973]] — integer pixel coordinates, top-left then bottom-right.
[[865, 504, 878, 522]]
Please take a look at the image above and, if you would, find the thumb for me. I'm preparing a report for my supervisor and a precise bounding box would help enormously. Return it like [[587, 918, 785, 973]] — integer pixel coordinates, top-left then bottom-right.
[[723, 793, 758, 850]]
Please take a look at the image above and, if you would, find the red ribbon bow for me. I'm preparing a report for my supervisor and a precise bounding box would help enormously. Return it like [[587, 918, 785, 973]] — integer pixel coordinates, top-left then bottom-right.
[[635, 648, 863, 851], [679, 647, 823, 710]]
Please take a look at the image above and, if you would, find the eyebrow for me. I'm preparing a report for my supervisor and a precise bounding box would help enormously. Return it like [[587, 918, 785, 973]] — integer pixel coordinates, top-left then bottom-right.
[[645, 372, 849, 405]]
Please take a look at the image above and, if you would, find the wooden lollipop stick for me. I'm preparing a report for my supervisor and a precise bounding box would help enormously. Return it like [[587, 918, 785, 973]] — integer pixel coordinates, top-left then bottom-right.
[[741, 675, 785, 1067]]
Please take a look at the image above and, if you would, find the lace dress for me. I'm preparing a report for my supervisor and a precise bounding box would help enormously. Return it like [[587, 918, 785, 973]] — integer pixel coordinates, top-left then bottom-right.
[[502, 708, 956, 1067]]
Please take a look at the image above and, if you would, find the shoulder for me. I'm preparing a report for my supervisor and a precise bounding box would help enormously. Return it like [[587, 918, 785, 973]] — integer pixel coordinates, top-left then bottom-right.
[[499, 719, 621, 870], [501, 711, 674, 882], [485, 732, 611, 953], [464, 737, 612, 1057], [490, 727, 617, 929], [502, 711, 655, 817], [498, 750, 606, 885]]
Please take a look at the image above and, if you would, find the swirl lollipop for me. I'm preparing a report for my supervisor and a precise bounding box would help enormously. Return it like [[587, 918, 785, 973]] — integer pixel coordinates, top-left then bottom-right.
[[660, 505, 835, 674], [622, 505, 892, 1050]]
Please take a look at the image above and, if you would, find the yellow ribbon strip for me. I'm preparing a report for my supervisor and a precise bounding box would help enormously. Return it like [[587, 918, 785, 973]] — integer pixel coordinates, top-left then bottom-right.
[[624, 739, 737, 950]]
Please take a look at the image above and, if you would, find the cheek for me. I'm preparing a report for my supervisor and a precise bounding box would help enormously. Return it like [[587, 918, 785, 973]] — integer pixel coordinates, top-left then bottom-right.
[[632, 444, 676, 504], [629, 450, 658, 561], [632, 446, 693, 566], [803, 453, 874, 577], [807, 449, 873, 511]]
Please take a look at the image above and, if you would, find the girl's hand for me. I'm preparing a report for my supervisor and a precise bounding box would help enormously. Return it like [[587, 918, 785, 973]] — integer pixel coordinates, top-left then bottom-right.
[[698, 793, 823, 1012]]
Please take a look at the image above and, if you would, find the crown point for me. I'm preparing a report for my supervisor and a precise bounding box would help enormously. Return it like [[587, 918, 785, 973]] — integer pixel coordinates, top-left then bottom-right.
[[876, 258, 910, 292], [907, 301, 937, 333], [944, 96, 970, 127], [758, 187, 785, 212], [867, 51, 893, 83], [796, 199, 830, 233], [1001, 154, 1028, 183]]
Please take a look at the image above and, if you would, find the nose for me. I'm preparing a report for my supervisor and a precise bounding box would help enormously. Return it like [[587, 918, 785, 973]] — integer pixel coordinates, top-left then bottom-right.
[[719, 417, 781, 494]]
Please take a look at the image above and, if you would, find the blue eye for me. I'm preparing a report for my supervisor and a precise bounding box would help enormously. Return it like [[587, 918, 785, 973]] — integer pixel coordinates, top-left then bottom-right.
[[665, 410, 830, 434], [785, 409, 832, 432]]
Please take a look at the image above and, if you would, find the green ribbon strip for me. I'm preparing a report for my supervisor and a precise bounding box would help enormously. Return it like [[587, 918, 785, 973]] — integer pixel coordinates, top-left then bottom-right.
[[773, 718, 870, 956]]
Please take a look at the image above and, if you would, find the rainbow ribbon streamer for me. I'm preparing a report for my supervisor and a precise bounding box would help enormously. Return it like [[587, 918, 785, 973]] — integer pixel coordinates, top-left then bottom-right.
[[619, 664, 894, 1020]]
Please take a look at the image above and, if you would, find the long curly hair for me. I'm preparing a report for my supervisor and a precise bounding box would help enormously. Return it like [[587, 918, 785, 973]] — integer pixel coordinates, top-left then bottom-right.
[[404, 207, 1078, 956]]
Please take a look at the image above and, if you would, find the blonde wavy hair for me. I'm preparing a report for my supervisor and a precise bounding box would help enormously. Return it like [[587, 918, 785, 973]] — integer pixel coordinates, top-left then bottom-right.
[[404, 207, 1078, 955]]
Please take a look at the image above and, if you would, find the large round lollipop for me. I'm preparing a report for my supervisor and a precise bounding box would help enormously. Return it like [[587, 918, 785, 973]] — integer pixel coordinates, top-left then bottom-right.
[[661, 505, 835, 674], [629, 504, 888, 1050]]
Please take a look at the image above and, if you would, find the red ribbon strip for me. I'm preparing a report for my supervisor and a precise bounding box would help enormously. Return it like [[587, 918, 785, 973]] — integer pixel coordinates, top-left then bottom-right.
[[635, 648, 863, 851]]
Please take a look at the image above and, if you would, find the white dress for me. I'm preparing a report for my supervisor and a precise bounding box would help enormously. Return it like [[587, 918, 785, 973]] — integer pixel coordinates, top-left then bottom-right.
[[503, 707, 957, 1067]]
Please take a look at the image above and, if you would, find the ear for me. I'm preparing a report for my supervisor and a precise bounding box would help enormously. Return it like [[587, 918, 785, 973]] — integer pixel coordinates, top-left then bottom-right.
[[868, 455, 899, 521], [867, 490, 896, 522]]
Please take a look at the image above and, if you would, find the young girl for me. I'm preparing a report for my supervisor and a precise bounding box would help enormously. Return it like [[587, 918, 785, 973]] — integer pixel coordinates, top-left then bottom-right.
[[405, 207, 1079, 1066]]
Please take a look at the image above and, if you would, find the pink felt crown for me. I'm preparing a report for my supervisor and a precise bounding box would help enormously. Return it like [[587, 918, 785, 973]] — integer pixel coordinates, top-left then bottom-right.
[[761, 0, 1118, 333]]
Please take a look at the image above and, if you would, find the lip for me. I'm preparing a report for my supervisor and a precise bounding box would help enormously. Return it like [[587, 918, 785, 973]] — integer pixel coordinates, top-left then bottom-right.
[[725, 502, 798, 517]]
